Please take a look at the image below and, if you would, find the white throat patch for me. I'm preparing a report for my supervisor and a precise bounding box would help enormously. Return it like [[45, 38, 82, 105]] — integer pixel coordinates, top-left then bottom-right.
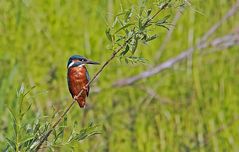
[[78, 64, 85, 67], [68, 61, 75, 68]]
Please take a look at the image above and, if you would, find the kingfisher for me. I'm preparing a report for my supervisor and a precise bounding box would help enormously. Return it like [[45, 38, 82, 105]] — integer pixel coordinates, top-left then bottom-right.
[[67, 55, 99, 108]]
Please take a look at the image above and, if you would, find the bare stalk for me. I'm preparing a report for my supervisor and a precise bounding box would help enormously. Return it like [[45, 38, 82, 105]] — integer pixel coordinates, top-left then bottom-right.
[[35, 44, 126, 151], [35, 4, 168, 150]]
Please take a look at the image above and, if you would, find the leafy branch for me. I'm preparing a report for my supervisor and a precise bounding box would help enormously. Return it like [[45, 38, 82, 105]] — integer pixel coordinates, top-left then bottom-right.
[[105, 1, 175, 63], [5, 1, 182, 151], [34, 1, 179, 150], [4, 84, 101, 151]]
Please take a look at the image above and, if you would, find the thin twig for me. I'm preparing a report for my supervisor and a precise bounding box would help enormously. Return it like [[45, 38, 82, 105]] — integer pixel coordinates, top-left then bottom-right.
[[34, 44, 125, 151], [113, 1, 239, 87], [143, 2, 169, 27], [34, 4, 168, 150]]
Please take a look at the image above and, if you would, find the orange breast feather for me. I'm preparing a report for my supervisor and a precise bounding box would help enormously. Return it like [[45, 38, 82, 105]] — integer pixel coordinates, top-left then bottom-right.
[[68, 66, 89, 108]]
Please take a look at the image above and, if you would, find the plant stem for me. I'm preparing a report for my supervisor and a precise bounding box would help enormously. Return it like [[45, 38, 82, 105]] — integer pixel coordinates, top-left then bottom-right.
[[35, 3, 169, 150], [35, 43, 126, 151], [143, 2, 169, 27]]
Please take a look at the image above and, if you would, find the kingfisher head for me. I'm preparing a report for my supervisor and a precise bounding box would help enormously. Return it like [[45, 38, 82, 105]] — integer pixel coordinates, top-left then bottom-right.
[[67, 55, 100, 68]]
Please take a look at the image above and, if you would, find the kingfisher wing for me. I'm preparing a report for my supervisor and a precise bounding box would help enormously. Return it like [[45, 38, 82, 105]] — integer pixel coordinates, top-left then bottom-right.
[[85, 69, 90, 96], [67, 73, 74, 98]]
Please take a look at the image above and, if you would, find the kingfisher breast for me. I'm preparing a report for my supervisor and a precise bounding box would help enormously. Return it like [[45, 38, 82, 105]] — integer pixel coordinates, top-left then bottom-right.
[[67, 65, 89, 97]]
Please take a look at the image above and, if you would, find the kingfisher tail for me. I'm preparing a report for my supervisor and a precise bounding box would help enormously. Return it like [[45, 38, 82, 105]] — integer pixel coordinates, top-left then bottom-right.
[[76, 97, 86, 108]]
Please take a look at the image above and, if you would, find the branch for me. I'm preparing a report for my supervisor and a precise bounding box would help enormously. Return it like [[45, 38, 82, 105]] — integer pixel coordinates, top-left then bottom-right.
[[209, 32, 239, 49], [199, 0, 239, 45], [113, 1, 239, 87], [34, 44, 126, 151], [34, 4, 169, 150]]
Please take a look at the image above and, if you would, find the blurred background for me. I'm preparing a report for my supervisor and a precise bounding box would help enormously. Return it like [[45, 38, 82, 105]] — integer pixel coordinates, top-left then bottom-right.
[[0, 0, 239, 151]]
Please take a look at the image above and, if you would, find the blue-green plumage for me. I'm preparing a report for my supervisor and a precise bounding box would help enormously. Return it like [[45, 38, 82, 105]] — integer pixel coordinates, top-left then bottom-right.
[[67, 55, 99, 108]]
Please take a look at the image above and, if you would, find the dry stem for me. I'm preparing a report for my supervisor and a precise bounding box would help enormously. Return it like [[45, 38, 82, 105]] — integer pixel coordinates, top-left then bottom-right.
[[35, 4, 169, 150]]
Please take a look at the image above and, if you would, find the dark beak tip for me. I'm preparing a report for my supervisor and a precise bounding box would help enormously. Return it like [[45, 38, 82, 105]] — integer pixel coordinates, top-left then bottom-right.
[[87, 60, 100, 65]]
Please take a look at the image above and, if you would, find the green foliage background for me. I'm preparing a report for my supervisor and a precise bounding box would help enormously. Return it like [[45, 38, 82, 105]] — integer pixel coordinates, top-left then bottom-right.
[[0, 0, 239, 151]]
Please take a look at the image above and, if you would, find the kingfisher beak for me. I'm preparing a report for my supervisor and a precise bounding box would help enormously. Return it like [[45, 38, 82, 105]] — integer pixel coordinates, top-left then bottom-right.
[[85, 59, 100, 65]]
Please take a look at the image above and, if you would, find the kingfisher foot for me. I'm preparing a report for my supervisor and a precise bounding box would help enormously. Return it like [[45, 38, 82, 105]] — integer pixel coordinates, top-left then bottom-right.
[[73, 96, 78, 100], [82, 86, 88, 91]]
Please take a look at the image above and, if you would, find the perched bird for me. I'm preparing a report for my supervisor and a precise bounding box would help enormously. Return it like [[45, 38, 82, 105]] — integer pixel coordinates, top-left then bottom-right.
[[67, 55, 99, 108]]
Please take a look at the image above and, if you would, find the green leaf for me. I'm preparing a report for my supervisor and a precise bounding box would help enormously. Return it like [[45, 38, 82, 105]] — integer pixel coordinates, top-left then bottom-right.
[[7, 106, 16, 122], [33, 120, 40, 133], [7, 106, 18, 137], [23, 85, 36, 97], [156, 24, 170, 30], [115, 12, 126, 17], [139, 6, 144, 16], [156, 15, 170, 25], [19, 135, 35, 148], [120, 44, 130, 56], [146, 9, 152, 17], [21, 103, 32, 118], [146, 34, 158, 42], [128, 56, 147, 63], [124, 9, 132, 22], [114, 23, 134, 34], [5, 137, 16, 150], [18, 83, 25, 96], [158, 1, 170, 10], [138, 18, 143, 30], [131, 38, 138, 54], [124, 57, 128, 64], [67, 123, 101, 143], [105, 28, 112, 42], [112, 16, 118, 28]]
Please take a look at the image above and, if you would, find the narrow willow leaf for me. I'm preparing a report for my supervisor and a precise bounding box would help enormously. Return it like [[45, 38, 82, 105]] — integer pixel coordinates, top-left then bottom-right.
[[19, 83, 25, 95], [156, 15, 170, 25], [146, 34, 158, 42], [138, 18, 143, 30], [156, 24, 170, 30], [139, 6, 144, 16], [19, 136, 35, 148], [115, 12, 126, 17], [116, 36, 124, 43], [7, 106, 17, 122], [131, 38, 138, 54], [23, 85, 36, 97], [146, 9, 152, 17], [7, 106, 18, 137], [120, 44, 129, 56], [54, 129, 64, 143], [5, 137, 16, 150], [124, 9, 132, 22], [21, 103, 32, 119], [158, 1, 170, 10], [53, 129, 57, 142], [105, 28, 112, 42], [125, 57, 129, 64], [33, 120, 40, 133], [127, 30, 134, 38], [112, 17, 118, 28], [140, 33, 147, 41], [128, 56, 147, 63], [114, 23, 134, 34]]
